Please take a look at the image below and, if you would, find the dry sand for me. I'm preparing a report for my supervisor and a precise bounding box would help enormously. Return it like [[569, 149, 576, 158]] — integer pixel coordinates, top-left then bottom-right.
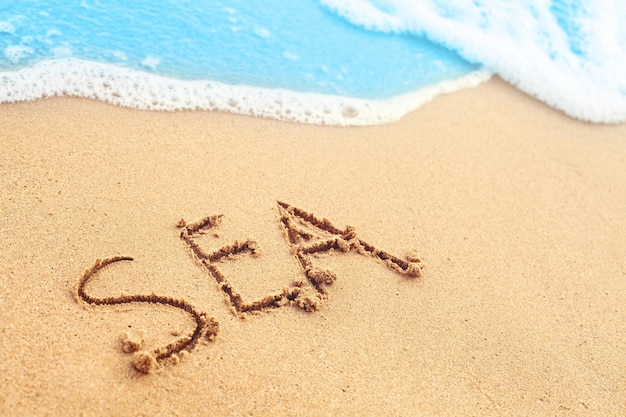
[[1, 78, 625, 416]]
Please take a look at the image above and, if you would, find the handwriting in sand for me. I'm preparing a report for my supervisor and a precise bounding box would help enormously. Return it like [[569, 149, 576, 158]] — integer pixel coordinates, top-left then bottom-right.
[[75, 201, 422, 373]]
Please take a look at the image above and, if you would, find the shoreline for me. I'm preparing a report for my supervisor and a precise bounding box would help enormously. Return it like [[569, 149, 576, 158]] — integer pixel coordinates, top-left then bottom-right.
[[0, 57, 490, 126], [1, 79, 625, 416]]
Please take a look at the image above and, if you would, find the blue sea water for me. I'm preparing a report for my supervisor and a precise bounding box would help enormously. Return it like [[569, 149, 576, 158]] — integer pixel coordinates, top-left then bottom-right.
[[1, 0, 625, 125]]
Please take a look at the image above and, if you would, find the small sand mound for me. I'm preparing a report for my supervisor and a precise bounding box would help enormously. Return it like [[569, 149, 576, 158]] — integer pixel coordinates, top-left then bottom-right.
[[132, 351, 159, 374]]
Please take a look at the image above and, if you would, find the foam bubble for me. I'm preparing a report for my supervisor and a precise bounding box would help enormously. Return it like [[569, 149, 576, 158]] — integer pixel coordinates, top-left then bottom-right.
[[0, 20, 16, 34], [112, 51, 127, 61], [283, 51, 299, 61], [140, 55, 160, 71], [254, 28, 271, 38], [0, 58, 491, 126], [321, 0, 626, 123], [3, 45, 34, 64]]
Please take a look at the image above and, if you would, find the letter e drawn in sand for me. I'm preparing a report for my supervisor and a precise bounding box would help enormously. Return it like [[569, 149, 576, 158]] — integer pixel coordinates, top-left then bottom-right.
[[74, 201, 423, 374]]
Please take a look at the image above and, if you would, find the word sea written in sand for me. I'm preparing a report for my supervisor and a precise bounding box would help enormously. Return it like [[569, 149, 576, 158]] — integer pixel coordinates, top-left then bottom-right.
[[75, 201, 423, 373]]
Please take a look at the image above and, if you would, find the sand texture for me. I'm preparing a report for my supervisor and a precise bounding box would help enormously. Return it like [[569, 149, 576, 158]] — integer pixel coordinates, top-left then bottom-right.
[[1, 79, 625, 416]]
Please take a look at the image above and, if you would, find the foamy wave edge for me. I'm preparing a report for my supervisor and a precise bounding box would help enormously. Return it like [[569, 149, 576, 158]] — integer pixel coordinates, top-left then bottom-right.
[[321, 0, 626, 124], [0, 58, 491, 126]]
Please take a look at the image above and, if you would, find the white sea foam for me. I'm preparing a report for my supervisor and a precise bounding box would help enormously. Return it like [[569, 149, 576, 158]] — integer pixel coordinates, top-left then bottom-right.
[[0, 58, 491, 126], [321, 0, 626, 123], [0, 20, 16, 34], [140, 55, 160, 71], [3, 45, 34, 65]]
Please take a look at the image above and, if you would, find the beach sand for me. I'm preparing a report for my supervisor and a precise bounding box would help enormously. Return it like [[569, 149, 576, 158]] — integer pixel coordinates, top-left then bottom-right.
[[1, 78, 625, 416]]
